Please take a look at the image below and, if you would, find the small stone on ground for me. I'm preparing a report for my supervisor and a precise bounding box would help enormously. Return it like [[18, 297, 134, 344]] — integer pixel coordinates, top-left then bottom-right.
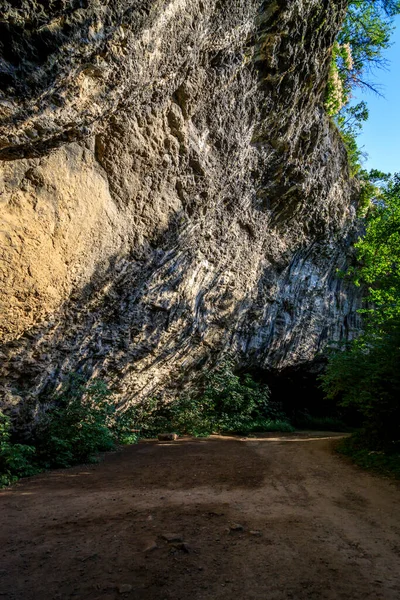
[[118, 584, 133, 594]]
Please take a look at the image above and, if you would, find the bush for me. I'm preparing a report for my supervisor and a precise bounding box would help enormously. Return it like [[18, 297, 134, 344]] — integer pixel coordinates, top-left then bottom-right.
[[336, 433, 400, 479], [0, 375, 137, 486], [189, 361, 290, 435], [33, 375, 117, 469], [128, 361, 293, 438], [113, 397, 176, 440], [320, 326, 400, 451], [0, 412, 38, 487], [0, 365, 294, 487], [294, 411, 349, 432], [236, 418, 295, 435]]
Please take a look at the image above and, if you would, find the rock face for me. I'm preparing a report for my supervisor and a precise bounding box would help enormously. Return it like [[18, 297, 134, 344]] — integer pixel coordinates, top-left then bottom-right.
[[0, 0, 362, 417]]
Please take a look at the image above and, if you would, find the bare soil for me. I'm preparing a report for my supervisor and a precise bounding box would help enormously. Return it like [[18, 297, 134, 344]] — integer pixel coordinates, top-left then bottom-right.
[[1, 433, 400, 600]]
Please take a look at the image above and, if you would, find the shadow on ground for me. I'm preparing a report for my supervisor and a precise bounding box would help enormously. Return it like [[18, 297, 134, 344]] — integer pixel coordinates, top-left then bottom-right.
[[1, 433, 399, 600]]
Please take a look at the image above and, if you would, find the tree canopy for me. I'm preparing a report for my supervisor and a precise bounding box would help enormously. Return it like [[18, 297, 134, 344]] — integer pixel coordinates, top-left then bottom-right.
[[326, 0, 400, 113], [321, 175, 400, 450], [338, 0, 400, 94], [353, 174, 400, 325], [325, 1, 400, 172]]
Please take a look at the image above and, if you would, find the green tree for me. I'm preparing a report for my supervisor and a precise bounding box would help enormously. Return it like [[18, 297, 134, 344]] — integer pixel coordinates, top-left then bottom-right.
[[321, 175, 400, 450], [325, 2, 400, 173], [335, 101, 369, 174], [337, 0, 400, 95], [352, 173, 400, 325], [0, 412, 37, 487], [326, 1, 399, 116], [33, 375, 117, 468]]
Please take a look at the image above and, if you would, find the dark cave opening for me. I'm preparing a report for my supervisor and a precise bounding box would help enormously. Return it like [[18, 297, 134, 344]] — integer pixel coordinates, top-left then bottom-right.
[[243, 362, 360, 429]]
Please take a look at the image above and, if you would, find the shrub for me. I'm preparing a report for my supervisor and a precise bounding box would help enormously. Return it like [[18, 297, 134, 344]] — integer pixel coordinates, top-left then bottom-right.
[[128, 361, 293, 438], [294, 411, 349, 432], [191, 360, 288, 435], [320, 327, 400, 451], [336, 434, 400, 479], [114, 397, 176, 440], [33, 375, 117, 469], [1, 375, 144, 487], [0, 412, 38, 487], [0, 366, 294, 487]]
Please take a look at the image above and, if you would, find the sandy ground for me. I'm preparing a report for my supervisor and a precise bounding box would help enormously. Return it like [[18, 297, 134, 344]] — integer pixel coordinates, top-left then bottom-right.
[[1, 432, 400, 600]]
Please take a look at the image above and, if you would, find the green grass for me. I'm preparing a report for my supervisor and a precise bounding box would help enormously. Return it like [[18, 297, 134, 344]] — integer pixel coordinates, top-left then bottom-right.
[[222, 419, 295, 436], [232, 419, 295, 435], [336, 434, 400, 479], [294, 414, 350, 432]]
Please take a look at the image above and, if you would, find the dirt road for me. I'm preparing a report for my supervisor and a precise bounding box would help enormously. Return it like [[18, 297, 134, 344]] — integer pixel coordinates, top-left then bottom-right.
[[1, 433, 400, 600]]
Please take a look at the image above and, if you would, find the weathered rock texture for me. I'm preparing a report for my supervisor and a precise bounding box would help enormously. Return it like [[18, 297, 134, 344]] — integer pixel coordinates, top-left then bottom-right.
[[0, 0, 362, 416]]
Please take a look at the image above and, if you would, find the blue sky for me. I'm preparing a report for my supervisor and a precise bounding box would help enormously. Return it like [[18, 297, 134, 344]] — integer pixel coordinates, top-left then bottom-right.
[[352, 17, 400, 174]]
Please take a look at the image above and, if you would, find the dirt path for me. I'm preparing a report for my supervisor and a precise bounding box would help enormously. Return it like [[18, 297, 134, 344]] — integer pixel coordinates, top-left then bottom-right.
[[1, 433, 400, 600]]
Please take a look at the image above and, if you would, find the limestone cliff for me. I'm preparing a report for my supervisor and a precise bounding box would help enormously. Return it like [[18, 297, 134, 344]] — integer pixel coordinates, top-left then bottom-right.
[[0, 0, 362, 418]]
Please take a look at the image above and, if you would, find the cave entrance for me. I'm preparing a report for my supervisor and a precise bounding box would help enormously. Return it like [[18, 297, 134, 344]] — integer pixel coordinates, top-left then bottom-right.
[[242, 362, 358, 429]]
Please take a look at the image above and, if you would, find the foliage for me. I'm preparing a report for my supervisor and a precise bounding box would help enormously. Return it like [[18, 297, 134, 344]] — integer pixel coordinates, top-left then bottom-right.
[[170, 361, 291, 436], [0, 412, 38, 487], [293, 412, 350, 432], [326, 0, 400, 115], [243, 419, 295, 434], [321, 325, 400, 449], [116, 397, 176, 440], [351, 174, 400, 325], [325, 42, 354, 116], [33, 375, 117, 469], [336, 434, 400, 479], [120, 361, 293, 438], [335, 102, 369, 175], [0, 375, 142, 487], [321, 174, 400, 453], [337, 0, 399, 95], [110, 406, 141, 445], [352, 167, 392, 214], [325, 1, 400, 173]]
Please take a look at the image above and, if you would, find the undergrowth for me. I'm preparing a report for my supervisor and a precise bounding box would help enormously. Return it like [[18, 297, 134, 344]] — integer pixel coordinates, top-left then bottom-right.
[[125, 361, 294, 438], [1, 363, 294, 487], [0, 375, 139, 487], [294, 412, 350, 432], [0, 412, 38, 488], [336, 433, 400, 479]]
